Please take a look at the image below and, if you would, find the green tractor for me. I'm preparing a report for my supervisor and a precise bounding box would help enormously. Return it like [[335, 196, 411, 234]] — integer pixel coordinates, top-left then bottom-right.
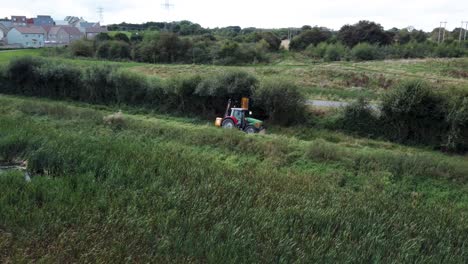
[[215, 98, 266, 134]]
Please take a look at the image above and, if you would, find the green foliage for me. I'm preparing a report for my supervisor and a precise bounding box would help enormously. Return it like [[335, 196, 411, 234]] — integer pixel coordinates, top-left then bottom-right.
[[324, 43, 347, 61], [380, 80, 448, 145], [289, 27, 332, 51], [97, 41, 131, 60], [94, 32, 112, 42], [338, 20, 392, 47], [445, 97, 468, 152], [259, 32, 281, 51], [253, 78, 306, 125], [351, 43, 381, 61], [69, 40, 94, 57], [113, 32, 130, 43], [305, 42, 328, 59], [134, 32, 191, 63], [0, 96, 467, 262], [339, 97, 380, 136]]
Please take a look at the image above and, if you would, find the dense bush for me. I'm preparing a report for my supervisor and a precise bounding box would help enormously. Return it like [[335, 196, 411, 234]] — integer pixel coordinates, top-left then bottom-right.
[[253, 78, 306, 125], [380, 80, 448, 145], [351, 43, 381, 61], [338, 21, 392, 47], [445, 97, 468, 152], [0, 57, 304, 125], [324, 43, 347, 61], [96, 41, 131, 60], [290, 27, 332, 51], [339, 98, 380, 136], [69, 40, 94, 57], [196, 71, 258, 114]]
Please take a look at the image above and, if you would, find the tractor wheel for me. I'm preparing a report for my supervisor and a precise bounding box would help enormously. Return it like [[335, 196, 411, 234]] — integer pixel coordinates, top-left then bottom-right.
[[221, 119, 235, 129], [244, 126, 257, 134]]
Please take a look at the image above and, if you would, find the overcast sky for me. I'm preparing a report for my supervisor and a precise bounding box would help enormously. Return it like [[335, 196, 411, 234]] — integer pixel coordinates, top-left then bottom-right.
[[1, 0, 467, 31]]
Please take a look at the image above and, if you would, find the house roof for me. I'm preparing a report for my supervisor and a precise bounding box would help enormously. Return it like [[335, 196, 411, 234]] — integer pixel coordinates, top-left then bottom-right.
[[11, 16, 26, 21], [14, 26, 45, 34], [41, 25, 53, 33], [48, 26, 61, 35], [86, 27, 108, 33], [55, 20, 69, 26], [62, 26, 82, 35], [0, 21, 12, 28]]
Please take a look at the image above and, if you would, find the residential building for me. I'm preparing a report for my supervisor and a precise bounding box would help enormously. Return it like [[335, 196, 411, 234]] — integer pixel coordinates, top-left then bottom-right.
[[0, 20, 12, 29], [34, 15, 54, 26], [11, 16, 27, 26], [26, 18, 34, 25], [47, 26, 83, 44], [85, 26, 108, 39], [54, 20, 69, 26], [0, 24, 9, 40], [7, 26, 45, 47]]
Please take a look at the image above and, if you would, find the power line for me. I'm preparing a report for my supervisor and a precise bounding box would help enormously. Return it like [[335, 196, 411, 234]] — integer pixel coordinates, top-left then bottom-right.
[[97, 7, 104, 24], [161, 0, 174, 31], [438, 21, 447, 44]]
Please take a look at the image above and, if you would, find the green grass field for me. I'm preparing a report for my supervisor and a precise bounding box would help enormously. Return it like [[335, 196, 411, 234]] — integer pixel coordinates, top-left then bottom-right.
[[0, 95, 467, 262], [0, 48, 467, 261], [1, 49, 466, 102]]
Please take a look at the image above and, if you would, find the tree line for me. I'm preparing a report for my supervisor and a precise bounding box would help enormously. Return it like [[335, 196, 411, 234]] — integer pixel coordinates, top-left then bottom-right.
[[62, 20, 468, 65]]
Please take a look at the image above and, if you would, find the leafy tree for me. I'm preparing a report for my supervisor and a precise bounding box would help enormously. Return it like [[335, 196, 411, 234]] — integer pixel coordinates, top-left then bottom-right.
[[351, 43, 380, 61], [380, 80, 448, 145], [289, 27, 332, 51], [95, 33, 112, 42], [259, 32, 281, 51], [113, 32, 130, 43], [69, 40, 94, 57], [338, 21, 392, 47]]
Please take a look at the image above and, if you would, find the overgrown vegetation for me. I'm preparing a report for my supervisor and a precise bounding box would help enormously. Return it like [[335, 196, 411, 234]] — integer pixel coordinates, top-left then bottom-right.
[[0, 95, 466, 262], [337, 81, 468, 152], [0, 56, 306, 124], [63, 20, 468, 65]]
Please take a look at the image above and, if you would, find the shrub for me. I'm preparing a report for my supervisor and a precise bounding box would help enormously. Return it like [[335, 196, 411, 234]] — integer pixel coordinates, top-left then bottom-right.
[[351, 43, 380, 61], [196, 71, 258, 114], [289, 28, 332, 51], [6, 56, 44, 95], [339, 97, 380, 136], [253, 78, 306, 125], [445, 97, 468, 152], [324, 43, 347, 61], [36, 63, 83, 100], [81, 64, 116, 104], [259, 32, 281, 51], [109, 69, 150, 105], [380, 80, 448, 145], [305, 42, 328, 59], [97, 41, 131, 60], [113, 32, 130, 43], [69, 40, 94, 57]]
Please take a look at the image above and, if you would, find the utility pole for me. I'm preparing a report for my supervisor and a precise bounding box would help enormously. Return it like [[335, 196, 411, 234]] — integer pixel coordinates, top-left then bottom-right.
[[441, 21, 447, 43], [97, 7, 104, 24], [161, 0, 174, 31], [438, 22, 447, 44], [461, 21, 468, 43]]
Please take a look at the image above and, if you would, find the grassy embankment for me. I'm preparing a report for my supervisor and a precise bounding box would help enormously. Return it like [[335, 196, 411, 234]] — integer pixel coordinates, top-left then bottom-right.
[[1, 49, 466, 102], [0, 95, 467, 262]]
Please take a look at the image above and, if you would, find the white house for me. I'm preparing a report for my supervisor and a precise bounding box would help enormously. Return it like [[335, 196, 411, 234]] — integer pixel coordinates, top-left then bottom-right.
[[7, 26, 45, 48]]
